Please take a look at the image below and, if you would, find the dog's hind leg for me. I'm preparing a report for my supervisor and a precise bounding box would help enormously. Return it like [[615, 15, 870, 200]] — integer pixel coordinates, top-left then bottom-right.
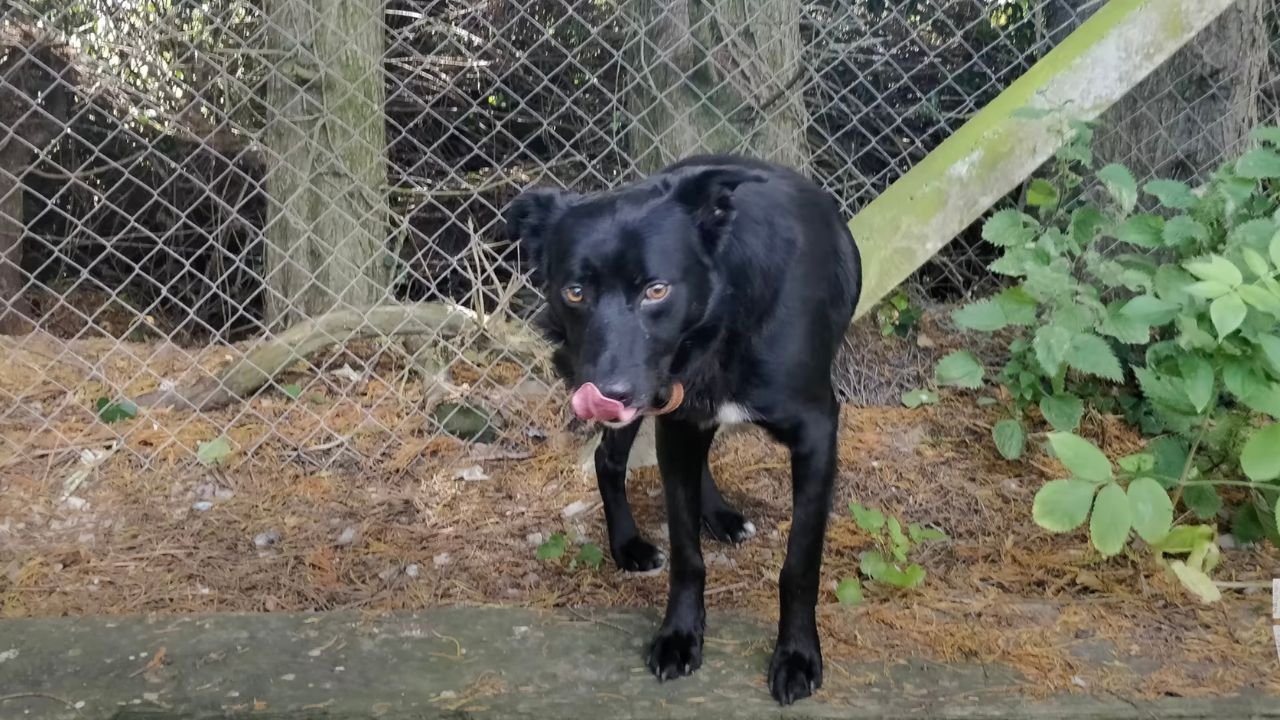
[[596, 421, 667, 572], [764, 399, 839, 705], [700, 458, 756, 544]]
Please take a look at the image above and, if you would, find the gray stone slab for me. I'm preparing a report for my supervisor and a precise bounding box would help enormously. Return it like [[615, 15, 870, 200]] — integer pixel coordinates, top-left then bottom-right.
[[0, 608, 1274, 719]]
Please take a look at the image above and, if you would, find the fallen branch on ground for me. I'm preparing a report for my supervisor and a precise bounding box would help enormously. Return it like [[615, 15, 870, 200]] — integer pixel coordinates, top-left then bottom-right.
[[135, 303, 541, 412]]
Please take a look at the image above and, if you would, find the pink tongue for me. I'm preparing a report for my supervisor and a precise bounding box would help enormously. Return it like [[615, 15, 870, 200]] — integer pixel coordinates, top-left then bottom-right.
[[570, 382, 636, 423]]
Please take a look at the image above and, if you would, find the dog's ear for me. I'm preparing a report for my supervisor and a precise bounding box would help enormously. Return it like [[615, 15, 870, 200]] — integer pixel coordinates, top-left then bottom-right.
[[669, 166, 767, 250], [504, 187, 577, 270]]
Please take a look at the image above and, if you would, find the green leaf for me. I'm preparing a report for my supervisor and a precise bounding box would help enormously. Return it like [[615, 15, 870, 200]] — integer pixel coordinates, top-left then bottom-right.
[[1235, 148, 1280, 179], [1163, 216, 1208, 247], [1098, 164, 1138, 213], [907, 524, 949, 543], [1032, 479, 1097, 532], [1250, 126, 1280, 146], [1039, 393, 1083, 432], [1126, 477, 1173, 544], [1153, 524, 1214, 554], [1230, 503, 1266, 545], [1143, 179, 1196, 210], [1070, 207, 1105, 244], [1256, 334, 1280, 376], [1026, 178, 1058, 208], [887, 516, 909, 562], [900, 389, 939, 409], [1240, 423, 1280, 481], [1047, 432, 1112, 482], [1167, 560, 1221, 603], [1099, 303, 1150, 345], [1066, 333, 1123, 382], [1185, 280, 1232, 299], [993, 286, 1038, 325], [935, 351, 984, 389], [899, 564, 926, 588], [953, 299, 1010, 332], [982, 209, 1036, 247], [1114, 214, 1164, 248], [992, 418, 1026, 460], [574, 542, 604, 570], [1089, 482, 1132, 557], [282, 383, 303, 399], [1241, 248, 1270, 278], [835, 577, 864, 606], [1185, 255, 1242, 288], [1033, 325, 1073, 376], [196, 436, 233, 467], [95, 397, 138, 424], [536, 533, 567, 560], [1117, 452, 1155, 475], [849, 503, 886, 533], [1134, 367, 1198, 415], [1271, 229, 1280, 269], [1120, 295, 1179, 325], [1154, 266, 1196, 306], [1237, 284, 1280, 317], [1176, 355, 1214, 413], [1209, 292, 1247, 339], [1182, 484, 1222, 521]]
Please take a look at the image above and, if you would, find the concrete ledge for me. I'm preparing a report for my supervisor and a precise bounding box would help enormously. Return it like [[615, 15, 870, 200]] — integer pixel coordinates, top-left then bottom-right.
[[1, 608, 1275, 719]]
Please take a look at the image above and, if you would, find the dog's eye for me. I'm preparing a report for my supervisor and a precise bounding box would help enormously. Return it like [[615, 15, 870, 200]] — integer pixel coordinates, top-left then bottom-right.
[[644, 283, 671, 302], [562, 286, 585, 304]]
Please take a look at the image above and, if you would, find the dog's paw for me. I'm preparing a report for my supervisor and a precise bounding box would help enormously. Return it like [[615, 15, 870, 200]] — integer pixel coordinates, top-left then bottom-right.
[[768, 643, 823, 705], [646, 626, 703, 682], [702, 508, 756, 544], [612, 536, 666, 573]]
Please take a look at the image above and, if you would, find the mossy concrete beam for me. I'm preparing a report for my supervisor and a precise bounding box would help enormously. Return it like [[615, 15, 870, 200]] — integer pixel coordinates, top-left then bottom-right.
[[849, 0, 1240, 320]]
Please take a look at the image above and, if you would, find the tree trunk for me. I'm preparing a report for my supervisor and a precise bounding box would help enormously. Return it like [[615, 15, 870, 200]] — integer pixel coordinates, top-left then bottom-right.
[[624, 0, 810, 175], [0, 145, 33, 335], [1095, 0, 1269, 182], [262, 0, 391, 329]]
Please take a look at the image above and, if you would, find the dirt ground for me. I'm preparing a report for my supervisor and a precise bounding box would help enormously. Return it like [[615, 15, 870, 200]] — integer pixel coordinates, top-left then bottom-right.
[[2, 328, 1278, 701]]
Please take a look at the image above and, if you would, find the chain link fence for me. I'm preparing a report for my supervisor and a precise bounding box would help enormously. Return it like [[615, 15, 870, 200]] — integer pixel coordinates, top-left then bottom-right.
[[1, 0, 1276, 477]]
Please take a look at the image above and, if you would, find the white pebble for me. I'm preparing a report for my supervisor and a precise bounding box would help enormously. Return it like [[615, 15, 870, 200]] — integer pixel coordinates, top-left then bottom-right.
[[405, 563, 420, 578], [191, 501, 213, 512], [335, 527, 358, 546]]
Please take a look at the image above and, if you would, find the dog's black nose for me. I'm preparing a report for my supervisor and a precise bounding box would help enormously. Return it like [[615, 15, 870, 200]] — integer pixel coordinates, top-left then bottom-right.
[[598, 382, 635, 406]]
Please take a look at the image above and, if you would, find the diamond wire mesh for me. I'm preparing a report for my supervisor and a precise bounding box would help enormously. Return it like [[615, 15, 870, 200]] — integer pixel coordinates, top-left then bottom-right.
[[0, 0, 1275, 478]]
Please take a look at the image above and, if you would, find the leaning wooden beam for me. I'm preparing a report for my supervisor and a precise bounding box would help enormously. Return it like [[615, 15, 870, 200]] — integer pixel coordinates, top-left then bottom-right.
[[849, 0, 1240, 320]]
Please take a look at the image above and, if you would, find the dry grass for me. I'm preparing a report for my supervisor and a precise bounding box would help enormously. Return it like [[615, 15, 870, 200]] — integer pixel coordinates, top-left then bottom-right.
[[1, 333, 1278, 701]]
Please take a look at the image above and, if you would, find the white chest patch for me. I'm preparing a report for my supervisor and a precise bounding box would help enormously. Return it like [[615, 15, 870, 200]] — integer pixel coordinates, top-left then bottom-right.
[[715, 403, 755, 426]]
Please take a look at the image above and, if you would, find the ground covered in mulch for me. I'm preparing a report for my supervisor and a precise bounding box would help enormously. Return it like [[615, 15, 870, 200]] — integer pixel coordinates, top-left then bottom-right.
[[2, 324, 1278, 702]]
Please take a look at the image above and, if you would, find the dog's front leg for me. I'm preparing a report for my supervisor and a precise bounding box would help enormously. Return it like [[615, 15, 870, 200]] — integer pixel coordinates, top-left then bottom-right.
[[768, 404, 838, 705], [645, 416, 715, 681], [595, 421, 666, 572]]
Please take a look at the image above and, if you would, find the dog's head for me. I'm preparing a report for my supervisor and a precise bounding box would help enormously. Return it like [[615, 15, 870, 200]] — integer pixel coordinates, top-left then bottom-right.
[[505, 165, 765, 426]]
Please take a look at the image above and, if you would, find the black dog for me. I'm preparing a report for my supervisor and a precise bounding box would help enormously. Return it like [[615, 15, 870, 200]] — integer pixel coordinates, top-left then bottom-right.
[[505, 154, 861, 705]]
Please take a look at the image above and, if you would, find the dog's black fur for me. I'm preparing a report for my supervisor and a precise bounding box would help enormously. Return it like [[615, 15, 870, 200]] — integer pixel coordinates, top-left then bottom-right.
[[504, 154, 861, 705]]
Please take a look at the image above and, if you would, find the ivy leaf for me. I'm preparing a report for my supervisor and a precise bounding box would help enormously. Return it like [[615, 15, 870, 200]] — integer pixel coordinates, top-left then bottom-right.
[[1143, 179, 1196, 210], [849, 503, 886, 533], [1032, 479, 1097, 532], [835, 577, 864, 606], [536, 533, 567, 560], [1176, 355, 1214, 413], [1209, 292, 1247, 339], [1033, 325, 1073, 376], [1039, 393, 1083, 432], [1026, 178, 1058, 208], [1098, 164, 1138, 213], [1115, 214, 1164, 248], [1047, 432, 1113, 482], [1127, 477, 1173, 544], [900, 389, 939, 409], [1089, 482, 1132, 557], [573, 542, 604, 570], [935, 351, 984, 389], [982, 209, 1036, 247], [1119, 294, 1180, 325], [1240, 423, 1280, 482], [1235, 148, 1280, 179], [1066, 333, 1123, 382], [1185, 255, 1243, 288], [992, 418, 1026, 460]]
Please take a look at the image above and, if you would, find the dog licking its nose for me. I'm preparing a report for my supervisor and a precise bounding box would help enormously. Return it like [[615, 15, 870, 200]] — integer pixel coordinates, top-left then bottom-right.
[[570, 382, 639, 424]]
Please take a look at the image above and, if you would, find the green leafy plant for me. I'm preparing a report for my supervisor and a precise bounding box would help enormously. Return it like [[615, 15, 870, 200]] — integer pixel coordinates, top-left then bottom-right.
[[95, 397, 138, 424], [941, 123, 1280, 553], [840, 503, 948, 598], [877, 290, 923, 338], [536, 532, 604, 571]]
